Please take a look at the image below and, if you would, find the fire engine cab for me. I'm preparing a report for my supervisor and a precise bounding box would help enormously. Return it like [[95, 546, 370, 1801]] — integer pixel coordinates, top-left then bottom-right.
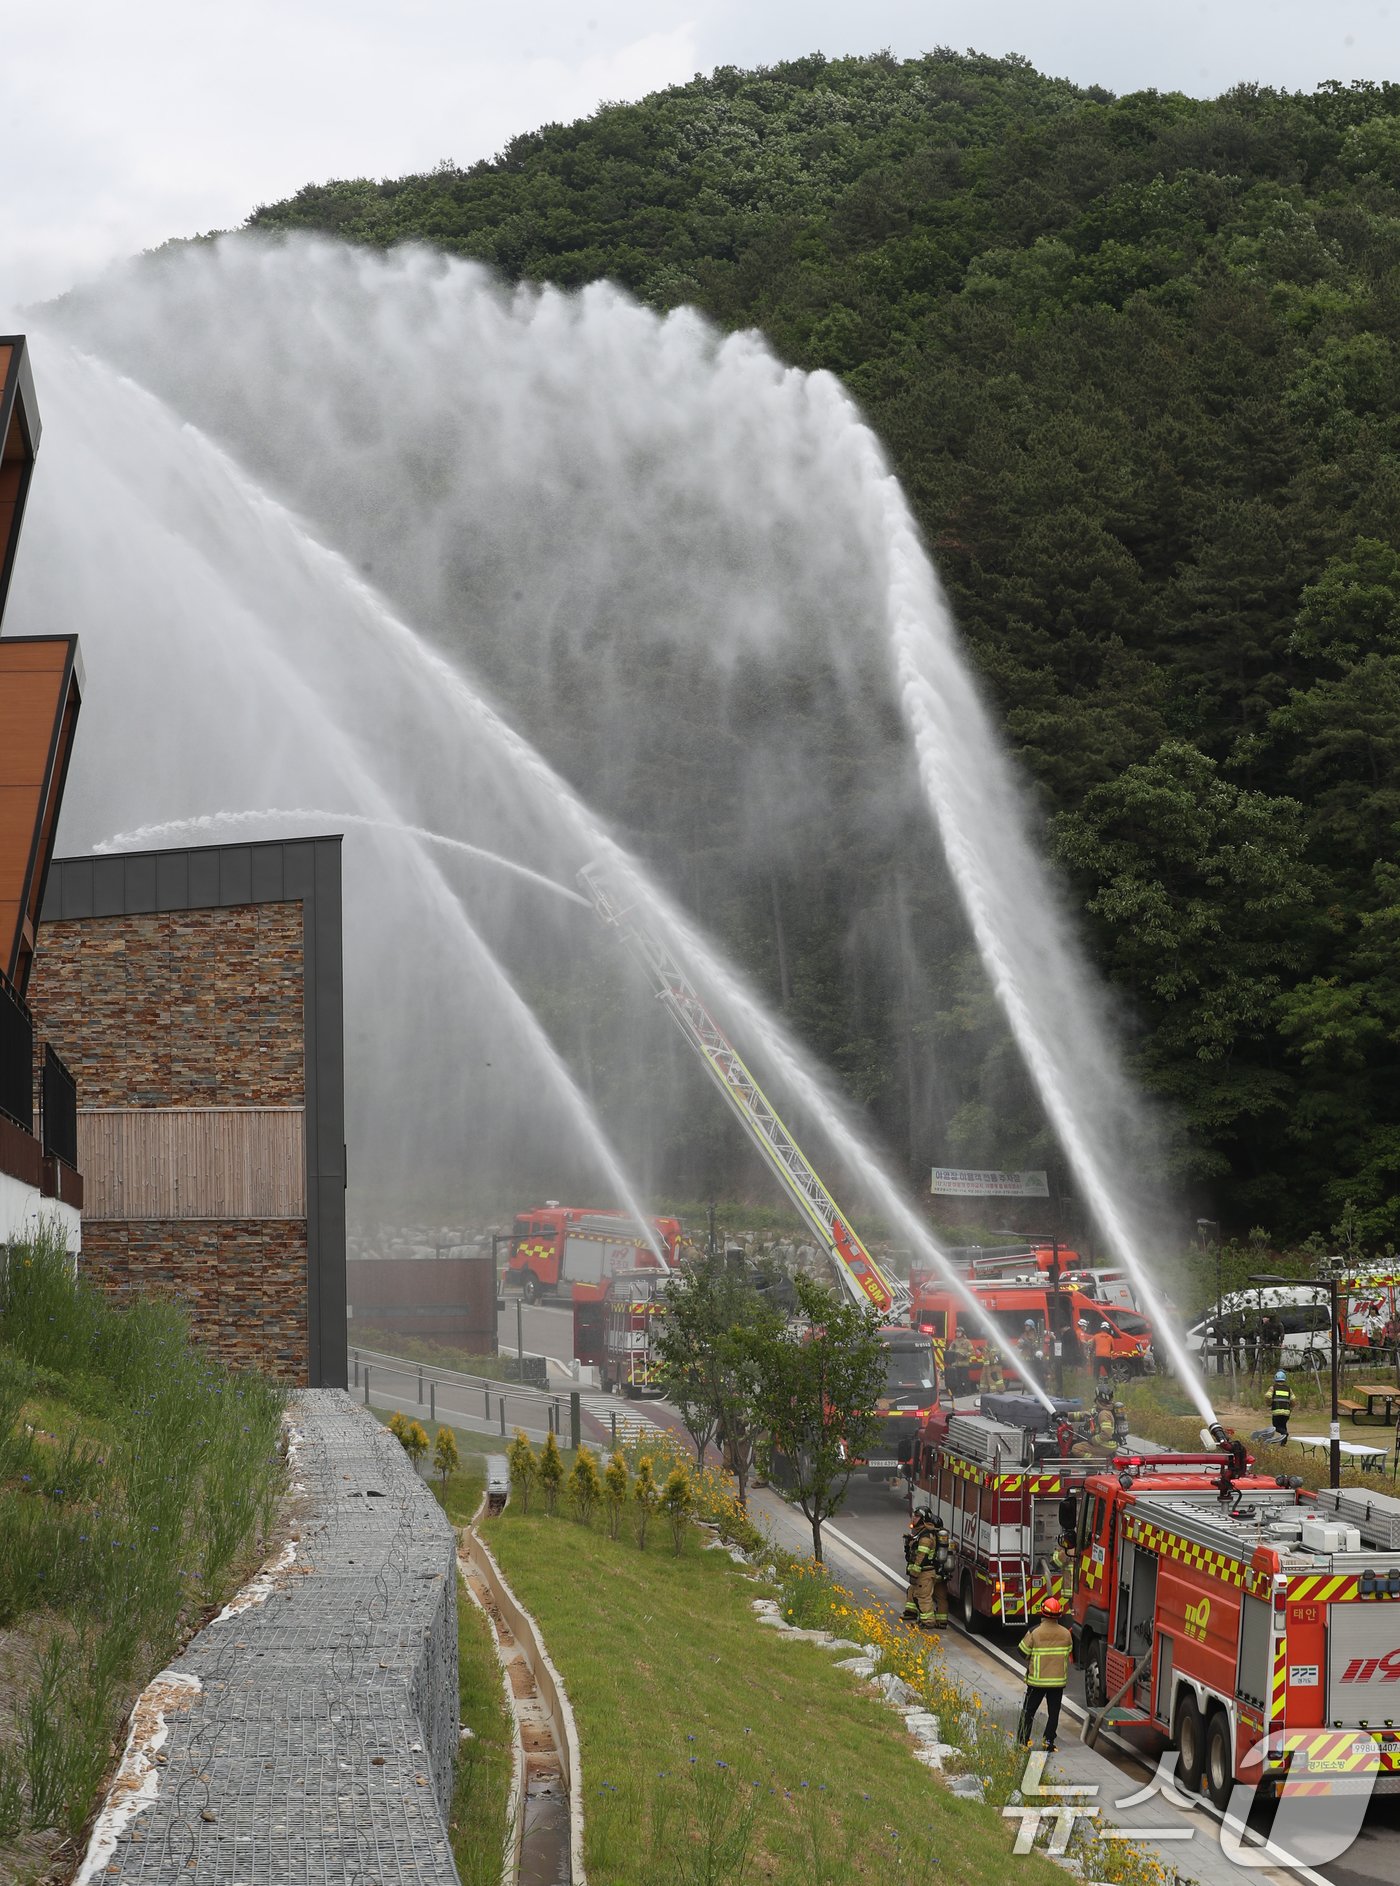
[[1070, 1454, 1400, 1806], [506, 1205, 683, 1301]]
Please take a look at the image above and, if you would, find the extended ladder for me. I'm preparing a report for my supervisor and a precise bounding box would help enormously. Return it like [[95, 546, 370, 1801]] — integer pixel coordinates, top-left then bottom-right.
[[579, 863, 906, 1319]]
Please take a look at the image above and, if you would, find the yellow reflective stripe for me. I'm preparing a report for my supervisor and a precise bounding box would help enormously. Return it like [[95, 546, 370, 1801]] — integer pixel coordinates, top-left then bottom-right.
[[1025, 1643, 1070, 1685]]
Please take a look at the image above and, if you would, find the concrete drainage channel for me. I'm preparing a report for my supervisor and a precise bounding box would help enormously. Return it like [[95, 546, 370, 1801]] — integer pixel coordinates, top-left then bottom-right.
[[459, 1499, 583, 1886]]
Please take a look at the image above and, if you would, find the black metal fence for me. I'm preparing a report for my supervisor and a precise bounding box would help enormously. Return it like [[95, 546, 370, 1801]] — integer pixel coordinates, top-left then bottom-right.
[[0, 973, 33, 1133], [40, 1043, 78, 1169]]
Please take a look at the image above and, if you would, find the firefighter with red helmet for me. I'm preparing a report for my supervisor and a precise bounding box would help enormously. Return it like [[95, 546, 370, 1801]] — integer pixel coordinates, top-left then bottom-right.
[[1016, 1596, 1073, 1754]]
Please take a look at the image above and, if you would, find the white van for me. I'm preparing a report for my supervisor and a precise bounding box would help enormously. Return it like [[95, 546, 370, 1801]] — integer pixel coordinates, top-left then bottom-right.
[[1184, 1284, 1331, 1369]]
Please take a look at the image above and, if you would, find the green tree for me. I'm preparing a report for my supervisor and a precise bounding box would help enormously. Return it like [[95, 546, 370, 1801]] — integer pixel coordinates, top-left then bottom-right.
[[507, 1429, 538, 1515], [566, 1445, 603, 1524], [747, 1274, 885, 1563], [432, 1424, 460, 1487], [604, 1449, 629, 1540], [538, 1430, 565, 1516], [632, 1453, 660, 1550], [402, 1420, 430, 1474], [655, 1254, 781, 1505], [660, 1465, 692, 1555]]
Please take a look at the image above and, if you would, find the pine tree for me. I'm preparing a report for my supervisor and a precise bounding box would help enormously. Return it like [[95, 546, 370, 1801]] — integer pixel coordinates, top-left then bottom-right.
[[604, 1449, 629, 1540], [403, 1420, 430, 1474], [508, 1429, 538, 1514], [433, 1424, 460, 1487], [567, 1446, 603, 1524], [660, 1465, 692, 1555], [538, 1430, 564, 1516], [632, 1454, 659, 1550]]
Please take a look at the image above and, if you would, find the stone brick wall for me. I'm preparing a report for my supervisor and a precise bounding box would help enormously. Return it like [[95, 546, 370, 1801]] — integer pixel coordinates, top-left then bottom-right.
[[26, 903, 313, 1384], [29, 905, 305, 1105], [80, 1221, 308, 1379]]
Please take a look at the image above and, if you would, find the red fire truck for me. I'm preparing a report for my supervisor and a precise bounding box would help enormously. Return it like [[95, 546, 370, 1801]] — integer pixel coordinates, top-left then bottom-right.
[[1069, 1450, 1400, 1805], [908, 1395, 1109, 1630], [505, 1205, 684, 1301], [600, 1270, 667, 1397], [911, 1277, 1153, 1384]]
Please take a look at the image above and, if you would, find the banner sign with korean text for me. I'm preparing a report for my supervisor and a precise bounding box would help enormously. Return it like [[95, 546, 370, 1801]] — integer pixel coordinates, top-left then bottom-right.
[[931, 1167, 1050, 1198]]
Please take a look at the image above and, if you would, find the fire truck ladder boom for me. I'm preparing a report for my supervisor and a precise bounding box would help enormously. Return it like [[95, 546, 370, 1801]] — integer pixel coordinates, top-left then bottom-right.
[[579, 864, 905, 1319]]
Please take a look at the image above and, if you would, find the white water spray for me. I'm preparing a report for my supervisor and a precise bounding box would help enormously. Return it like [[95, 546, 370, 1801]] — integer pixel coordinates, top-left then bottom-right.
[[12, 237, 1213, 1415], [93, 810, 590, 906]]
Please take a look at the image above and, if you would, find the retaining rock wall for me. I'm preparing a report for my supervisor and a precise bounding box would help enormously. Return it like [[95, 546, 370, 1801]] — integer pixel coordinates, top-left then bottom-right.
[[81, 1391, 461, 1885]]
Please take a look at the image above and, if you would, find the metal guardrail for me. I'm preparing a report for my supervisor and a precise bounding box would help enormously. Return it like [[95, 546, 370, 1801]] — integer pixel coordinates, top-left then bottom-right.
[[349, 1346, 582, 1448]]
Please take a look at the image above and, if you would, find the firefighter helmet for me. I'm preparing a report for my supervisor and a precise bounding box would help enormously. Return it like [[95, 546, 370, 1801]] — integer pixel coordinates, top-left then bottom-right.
[[1274, 1370, 1287, 1383], [1095, 1384, 1113, 1404], [914, 1506, 934, 1524], [1024, 1318, 1036, 1329], [1040, 1596, 1064, 1615]]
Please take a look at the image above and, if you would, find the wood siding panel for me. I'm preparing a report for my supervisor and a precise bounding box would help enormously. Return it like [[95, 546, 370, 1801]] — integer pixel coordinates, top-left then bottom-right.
[[79, 1107, 305, 1221]]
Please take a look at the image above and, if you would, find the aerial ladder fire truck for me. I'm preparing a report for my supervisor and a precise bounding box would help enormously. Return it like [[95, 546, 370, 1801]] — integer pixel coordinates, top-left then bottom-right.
[[580, 863, 936, 1480], [1069, 1442, 1400, 1806]]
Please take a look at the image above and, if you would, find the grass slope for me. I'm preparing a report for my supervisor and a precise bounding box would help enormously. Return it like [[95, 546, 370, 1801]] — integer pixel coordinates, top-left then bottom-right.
[[481, 1498, 1066, 1886]]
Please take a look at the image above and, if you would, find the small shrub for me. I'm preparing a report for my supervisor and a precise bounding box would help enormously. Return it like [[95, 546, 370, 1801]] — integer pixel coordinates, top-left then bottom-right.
[[388, 1410, 410, 1443], [401, 1420, 430, 1473], [604, 1449, 629, 1540], [433, 1424, 461, 1486], [538, 1430, 564, 1516], [567, 1446, 602, 1524], [660, 1465, 691, 1555], [508, 1430, 538, 1514], [633, 1454, 659, 1550]]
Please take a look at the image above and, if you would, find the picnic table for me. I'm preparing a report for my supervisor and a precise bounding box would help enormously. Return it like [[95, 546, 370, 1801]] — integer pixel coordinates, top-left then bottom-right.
[[1290, 1434, 1390, 1473], [1354, 1383, 1400, 1425]]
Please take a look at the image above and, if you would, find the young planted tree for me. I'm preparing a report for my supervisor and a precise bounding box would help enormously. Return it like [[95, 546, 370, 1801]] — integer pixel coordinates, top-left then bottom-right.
[[538, 1430, 564, 1516], [388, 1411, 409, 1444], [403, 1420, 430, 1474], [507, 1429, 538, 1514], [604, 1449, 629, 1540], [632, 1454, 659, 1550], [432, 1424, 460, 1487], [654, 1253, 780, 1505], [749, 1274, 886, 1564], [567, 1445, 603, 1524], [660, 1465, 691, 1555]]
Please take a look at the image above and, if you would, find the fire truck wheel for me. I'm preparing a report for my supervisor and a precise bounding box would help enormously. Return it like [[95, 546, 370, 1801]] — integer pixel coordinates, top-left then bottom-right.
[[959, 1574, 979, 1634], [1204, 1709, 1233, 1810], [521, 1271, 539, 1304], [1081, 1635, 1106, 1710], [1174, 1694, 1205, 1793]]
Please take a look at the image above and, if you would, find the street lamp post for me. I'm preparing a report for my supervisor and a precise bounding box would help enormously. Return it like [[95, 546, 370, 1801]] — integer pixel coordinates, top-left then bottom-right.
[[1251, 1267, 1341, 1490]]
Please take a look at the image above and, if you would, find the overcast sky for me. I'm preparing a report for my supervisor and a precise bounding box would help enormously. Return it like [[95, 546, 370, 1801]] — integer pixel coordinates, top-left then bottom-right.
[[3, 1, 1398, 309]]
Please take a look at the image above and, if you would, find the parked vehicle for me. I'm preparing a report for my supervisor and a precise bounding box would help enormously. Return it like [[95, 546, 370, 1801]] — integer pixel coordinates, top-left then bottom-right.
[[910, 1278, 1153, 1381], [1070, 1451, 1400, 1804]]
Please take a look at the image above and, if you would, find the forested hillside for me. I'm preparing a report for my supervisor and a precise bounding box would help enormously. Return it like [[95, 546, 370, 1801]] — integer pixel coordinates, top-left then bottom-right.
[[252, 50, 1400, 1242]]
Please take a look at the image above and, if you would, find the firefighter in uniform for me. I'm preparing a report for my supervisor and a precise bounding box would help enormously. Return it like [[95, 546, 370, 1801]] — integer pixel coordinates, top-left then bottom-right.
[[1089, 1384, 1117, 1451], [982, 1348, 1006, 1395], [929, 1524, 952, 1629], [946, 1331, 974, 1398], [901, 1507, 940, 1630], [1017, 1319, 1042, 1380], [1091, 1319, 1114, 1382], [1050, 1531, 1076, 1600], [1016, 1596, 1073, 1753], [1269, 1369, 1293, 1439]]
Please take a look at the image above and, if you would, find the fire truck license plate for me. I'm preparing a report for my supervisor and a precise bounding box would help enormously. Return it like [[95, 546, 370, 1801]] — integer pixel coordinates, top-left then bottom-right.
[[867, 1459, 898, 1468], [1308, 1737, 1380, 1772]]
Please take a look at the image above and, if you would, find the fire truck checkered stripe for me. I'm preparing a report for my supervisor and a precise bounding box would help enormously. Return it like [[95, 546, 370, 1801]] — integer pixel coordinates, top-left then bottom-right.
[[1271, 1636, 1287, 1721], [944, 1454, 1064, 1493], [1122, 1515, 1272, 1596]]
